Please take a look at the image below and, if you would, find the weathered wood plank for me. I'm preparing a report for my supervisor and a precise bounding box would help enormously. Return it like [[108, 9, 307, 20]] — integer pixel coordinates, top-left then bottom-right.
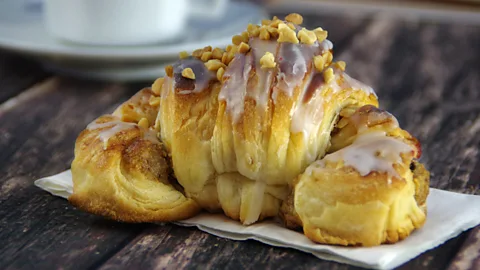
[[100, 224, 359, 270], [447, 227, 480, 270], [0, 51, 49, 104], [0, 77, 152, 269]]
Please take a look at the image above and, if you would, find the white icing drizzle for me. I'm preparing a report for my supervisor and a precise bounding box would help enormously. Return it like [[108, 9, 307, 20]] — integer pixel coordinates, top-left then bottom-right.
[[351, 107, 399, 133], [321, 131, 413, 178], [328, 68, 377, 97], [248, 38, 278, 111], [218, 53, 253, 123], [290, 73, 322, 136], [172, 57, 214, 95], [275, 42, 319, 98], [87, 120, 158, 150]]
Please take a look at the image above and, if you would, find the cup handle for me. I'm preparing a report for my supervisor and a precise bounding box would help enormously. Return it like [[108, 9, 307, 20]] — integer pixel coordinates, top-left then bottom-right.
[[188, 0, 228, 19]]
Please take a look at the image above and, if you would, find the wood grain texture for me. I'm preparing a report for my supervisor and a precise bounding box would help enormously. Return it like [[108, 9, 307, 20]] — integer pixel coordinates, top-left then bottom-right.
[[0, 51, 49, 104], [447, 227, 480, 270], [0, 9, 479, 270], [0, 77, 151, 269]]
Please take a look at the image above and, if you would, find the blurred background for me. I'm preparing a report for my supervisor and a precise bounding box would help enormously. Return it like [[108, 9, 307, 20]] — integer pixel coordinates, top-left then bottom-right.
[[0, 0, 479, 83]]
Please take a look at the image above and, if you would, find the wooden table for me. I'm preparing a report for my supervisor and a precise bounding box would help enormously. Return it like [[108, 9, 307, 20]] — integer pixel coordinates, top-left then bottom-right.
[[0, 9, 479, 270]]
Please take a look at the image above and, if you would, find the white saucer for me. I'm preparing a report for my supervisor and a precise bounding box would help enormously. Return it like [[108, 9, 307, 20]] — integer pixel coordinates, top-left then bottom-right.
[[0, 0, 267, 81]]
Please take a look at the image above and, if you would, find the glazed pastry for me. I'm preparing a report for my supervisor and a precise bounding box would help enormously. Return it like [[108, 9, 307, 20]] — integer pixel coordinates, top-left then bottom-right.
[[69, 13, 429, 245], [156, 17, 377, 225], [70, 89, 201, 222], [280, 105, 429, 246]]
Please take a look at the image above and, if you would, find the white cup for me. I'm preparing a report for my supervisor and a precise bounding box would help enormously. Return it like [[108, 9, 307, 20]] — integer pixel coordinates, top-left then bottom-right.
[[44, 0, 228, 46]]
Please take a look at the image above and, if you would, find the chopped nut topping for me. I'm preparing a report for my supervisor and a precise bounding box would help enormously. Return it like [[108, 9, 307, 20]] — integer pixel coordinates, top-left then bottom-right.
[[313, 55, 325, 72], [241, 31, 250, 42], [277, 23, 299, 44], [229, 45, 238, 55], [203, 46, 212, 52], [261, 19, 272, 26], [226, 52, 235, 65], [205, 59, 226, 71], [334, 61, 346, 71], [165, 65, 174, 77], [287, 22, 296, 30], [285, 13, 303, 25], [270, 19, 282, 28], [313, 27, 328, 42], [238, 42, 250, 53], [212, 48, 224, 60], [260, 52, 276, 69], [323, 67, 334, 84], [138, 118, 149, 129], [192, 49, 203, 58], [149, 96, 161, 106], [217, 67, 225, 82], [221, 52, 228, 64], [247, 24, 260, 37], [298, 28, 317, 45], [179, 51, 189, 59], [226, 44, 233, 52], [267, 26, 279, 37], [259, 27, 271, 40], [232, 35, 244, 45], [181, 68, 195, 79], [322, 51, 333, 66], [201, 51, 212, 62], [151, 77, 164, 95]]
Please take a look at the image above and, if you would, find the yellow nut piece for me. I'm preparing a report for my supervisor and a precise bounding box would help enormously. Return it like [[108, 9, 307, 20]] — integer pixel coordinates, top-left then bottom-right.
[[298, 28, 317, 45], [285, 13, 303, 25], [313, 55, 325, 72], [270, 19, 282, 28], [241, 31, 250, 42], [277, 23, 299, 44], [203, 46, 212, 52], [238, 42, 250, 54], [192, 49, 203, 58], [179, 51, 189, 59], [334, 61, 346, 71], [201, 51, 212, 62], [323, 67, 335, 84], [261, 19, 271, 26], [151, 77, 164, 95], [217, 67, 225, 82], [322, 51, 333, 66], [260, 52, 276, 69], [221, 52, 228, 64], [259, 27, 271, 40], [212, 48, 224, 60], [247, 24, 260, 37], [287, 22, 296, 30], [226, 52, 235, 65], [148, 96, 161, 107], [313, 27, 328, 42], [165, 65, 174, 77], [205, 59, 226, 71], [181, 68, 195, 80], [232, 35, 244, 45], [138, 118, 149, 129]]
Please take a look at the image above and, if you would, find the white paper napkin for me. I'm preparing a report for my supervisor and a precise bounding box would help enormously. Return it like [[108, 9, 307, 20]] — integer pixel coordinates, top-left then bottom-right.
[[34, 170, 480, 270]]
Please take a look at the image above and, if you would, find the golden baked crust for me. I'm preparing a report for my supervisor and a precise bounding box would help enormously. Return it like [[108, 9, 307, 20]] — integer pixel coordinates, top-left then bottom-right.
[[70, 90, 200, 222], [68, 13, 430, 246], [281, 105, 429, 246]]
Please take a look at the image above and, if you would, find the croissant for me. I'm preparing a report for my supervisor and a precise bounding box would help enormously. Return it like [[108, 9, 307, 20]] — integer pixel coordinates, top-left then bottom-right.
[[69, 13, 429, 246]]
